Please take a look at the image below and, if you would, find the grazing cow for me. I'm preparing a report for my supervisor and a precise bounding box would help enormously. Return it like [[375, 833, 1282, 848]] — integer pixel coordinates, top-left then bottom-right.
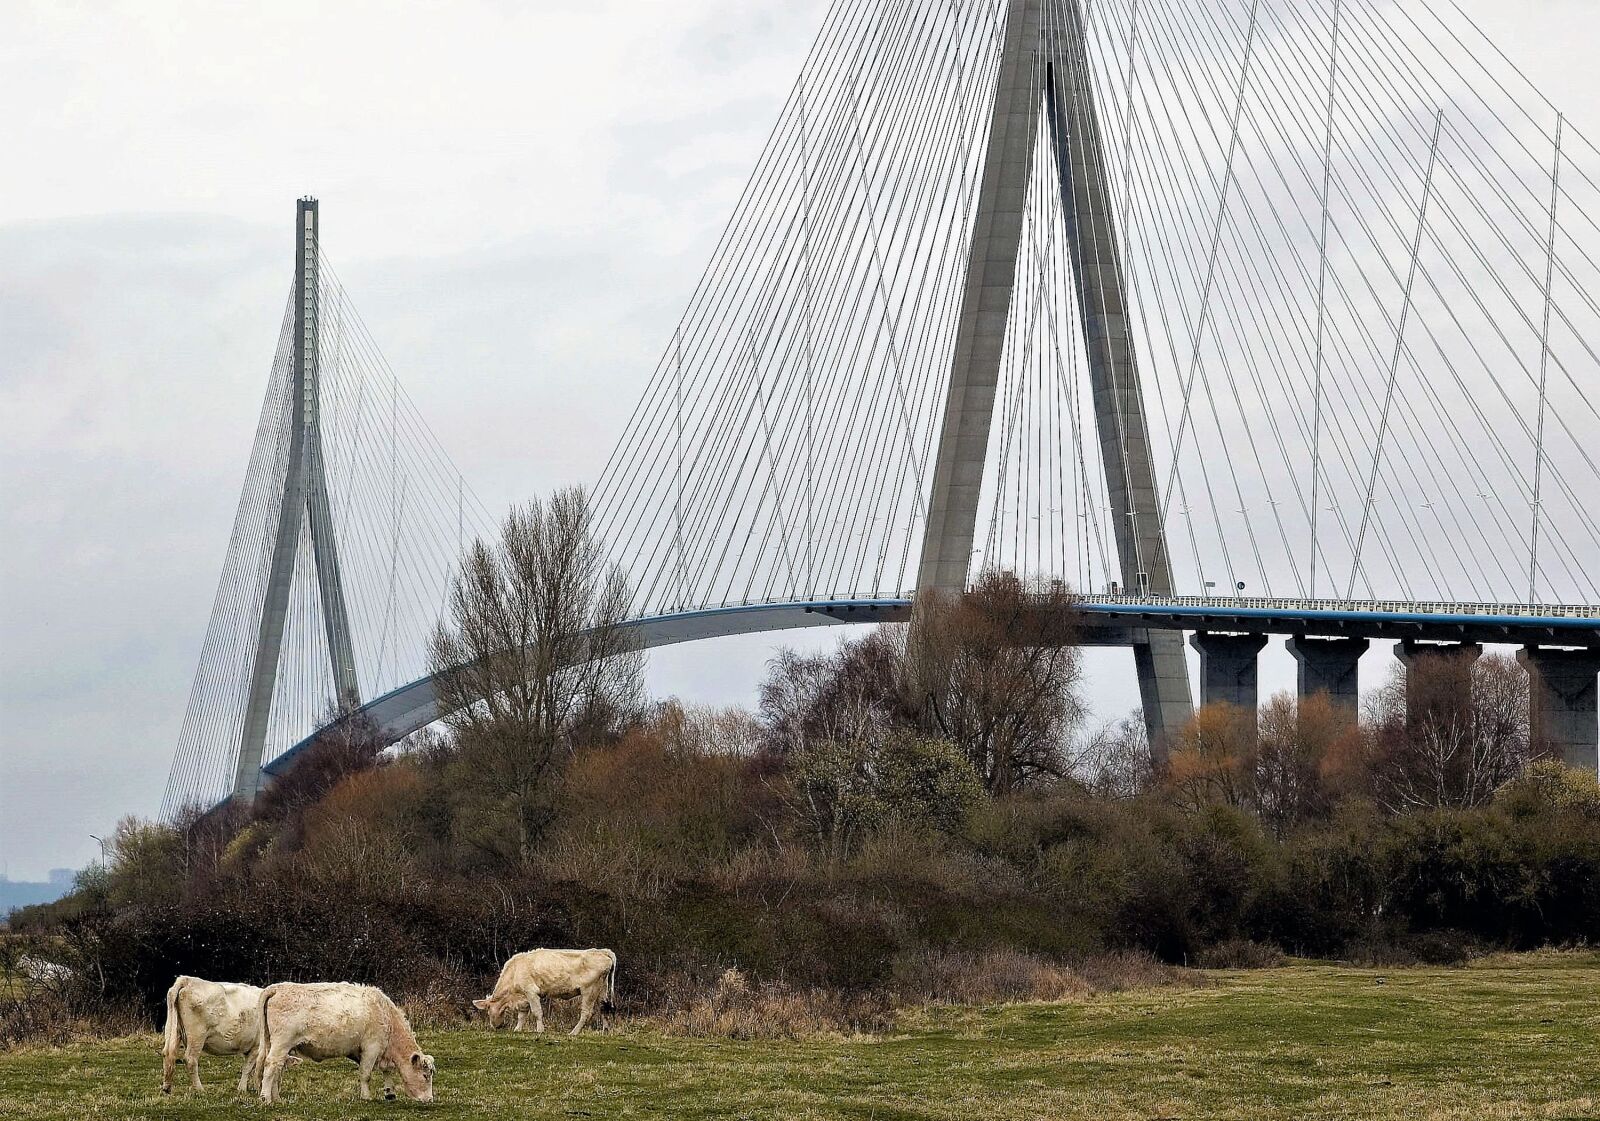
[[254, 981, 435, 1104], [161, 975, 268, 1094], [473, 948, 617, 1035]]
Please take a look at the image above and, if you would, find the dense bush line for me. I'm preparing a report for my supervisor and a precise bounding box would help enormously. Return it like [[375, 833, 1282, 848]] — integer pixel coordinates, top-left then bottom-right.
[[7, 537, 1594, 1044], [11, 689, 1600, 1041]]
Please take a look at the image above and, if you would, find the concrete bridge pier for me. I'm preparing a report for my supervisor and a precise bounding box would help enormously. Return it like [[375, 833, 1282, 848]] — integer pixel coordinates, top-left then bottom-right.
[[1286, 635, 1367, 721], [1396, 639, 1481, 730], [1189, 632, 1269, 713], [1518, 647, 1600, 772]]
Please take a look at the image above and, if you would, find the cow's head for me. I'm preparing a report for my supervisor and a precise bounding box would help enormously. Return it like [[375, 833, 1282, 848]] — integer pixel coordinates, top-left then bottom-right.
[[395, 1050, 435, 1102], [472, 994, 512, 1030]]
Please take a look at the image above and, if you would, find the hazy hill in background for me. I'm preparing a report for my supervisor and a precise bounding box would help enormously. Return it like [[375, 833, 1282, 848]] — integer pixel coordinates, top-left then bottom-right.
[[1, 870, 75, 918]]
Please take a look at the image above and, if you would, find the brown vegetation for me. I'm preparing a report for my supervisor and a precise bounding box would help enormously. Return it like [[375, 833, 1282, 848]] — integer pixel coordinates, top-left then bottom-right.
[[7, 525, 1595, 1051]]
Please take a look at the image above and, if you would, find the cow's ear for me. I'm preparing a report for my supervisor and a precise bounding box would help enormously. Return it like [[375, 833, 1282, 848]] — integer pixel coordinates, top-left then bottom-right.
[[471, 998, 489, 1010], [410, 1052, 423, 1068]]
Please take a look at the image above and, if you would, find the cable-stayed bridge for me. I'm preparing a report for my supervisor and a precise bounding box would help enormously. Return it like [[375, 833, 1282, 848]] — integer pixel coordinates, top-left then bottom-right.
[[165, 0, 1600, 814]]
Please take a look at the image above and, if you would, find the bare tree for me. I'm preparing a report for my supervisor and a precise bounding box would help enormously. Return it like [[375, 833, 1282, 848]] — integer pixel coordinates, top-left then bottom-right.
[[1473, 652, 1533, 762], [1360, 652, 1531, 813], [1076, 712, 1154, 798], [901, 571, 1083, 794], [755, 570, 1081, 797], [656, 701, 765, 758], [757, 630, 901, 757], [428, 488, 643, 865]]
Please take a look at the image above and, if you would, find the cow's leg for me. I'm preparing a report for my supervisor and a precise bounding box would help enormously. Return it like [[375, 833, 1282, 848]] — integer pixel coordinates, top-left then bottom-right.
[[357, 1041, 384, 1100], [236, 1049, 255, 1094], [185, 1033, 205, 1091], [571, 988, 595, 1035], [513, 1007, 527, 1032], [531, 990, 545, 1033], [260, 1041, 293, 1104], [259, 1054, 278, 1104]]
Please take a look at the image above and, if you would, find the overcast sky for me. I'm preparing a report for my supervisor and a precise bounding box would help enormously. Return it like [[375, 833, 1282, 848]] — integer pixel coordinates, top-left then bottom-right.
[[3, 0, 1598, 880]]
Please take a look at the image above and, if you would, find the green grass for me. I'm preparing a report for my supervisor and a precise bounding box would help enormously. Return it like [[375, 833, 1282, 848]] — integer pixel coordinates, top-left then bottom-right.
[[6, 954, 1600, 1119]]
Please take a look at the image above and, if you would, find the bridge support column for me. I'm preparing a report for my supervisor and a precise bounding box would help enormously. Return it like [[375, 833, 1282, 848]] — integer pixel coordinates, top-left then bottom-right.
[[1286, 636, 1367, 721], [1396, 640, 1480, 732], [1044, 0, 1192, 756], [1189, 632, 1268, 714], [1518, 647, 1600, 773], [232, 198, 361, 804], [916, 0, 1192, 759], [917, 0, 1042, 595]]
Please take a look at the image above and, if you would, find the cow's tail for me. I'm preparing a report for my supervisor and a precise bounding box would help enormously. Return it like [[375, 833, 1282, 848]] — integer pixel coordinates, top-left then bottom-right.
[[161, 976, 188, 1091], [162, 976, 186, 1055], [251, 984, 279, 1092], [604, 951, 617, 1010]]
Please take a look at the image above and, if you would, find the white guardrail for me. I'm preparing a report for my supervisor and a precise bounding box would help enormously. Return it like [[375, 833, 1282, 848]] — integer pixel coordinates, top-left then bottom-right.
[[673, 594, 1600, 621], [1072, 594, 1600, 620]]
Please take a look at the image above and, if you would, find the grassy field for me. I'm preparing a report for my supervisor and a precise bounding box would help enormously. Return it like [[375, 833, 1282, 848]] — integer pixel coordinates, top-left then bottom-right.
[[4, 954, 1600, 1119]]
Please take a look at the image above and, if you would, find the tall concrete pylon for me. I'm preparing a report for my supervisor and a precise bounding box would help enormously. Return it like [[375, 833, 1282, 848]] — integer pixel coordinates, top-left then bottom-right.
[[917, 0, 1193, 753], [231, 198, 360, 801]]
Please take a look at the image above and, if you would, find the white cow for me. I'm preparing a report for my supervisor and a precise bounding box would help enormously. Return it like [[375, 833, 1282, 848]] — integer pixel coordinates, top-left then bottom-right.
[[473, 948, 617, 1035], [254, 981, 435, 1104], [161, 975, 268, 1094]]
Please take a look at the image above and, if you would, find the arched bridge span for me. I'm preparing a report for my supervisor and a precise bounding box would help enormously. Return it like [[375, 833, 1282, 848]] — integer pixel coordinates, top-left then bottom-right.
[[266, 596, 1600, 779]]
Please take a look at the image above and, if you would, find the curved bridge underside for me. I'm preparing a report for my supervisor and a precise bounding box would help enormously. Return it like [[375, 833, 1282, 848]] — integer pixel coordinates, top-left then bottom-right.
[[263, 596, 1600, 779], [265, 598, 912, 777]]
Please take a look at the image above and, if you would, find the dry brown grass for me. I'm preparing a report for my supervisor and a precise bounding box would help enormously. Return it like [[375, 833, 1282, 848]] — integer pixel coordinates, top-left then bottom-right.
[[1068, 949, 1197, 992], [0, 987, 147, 1053], [897, 947, 1091, 1004], [1192, 938, 1289, 970], [635, 948, 1193, 1041], [644, 967, 895, 1040]]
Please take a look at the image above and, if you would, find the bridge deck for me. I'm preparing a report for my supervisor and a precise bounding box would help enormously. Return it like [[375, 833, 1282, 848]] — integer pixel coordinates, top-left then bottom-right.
[[261, 593, 1600, 778], [1074, 594, 1600, 647]]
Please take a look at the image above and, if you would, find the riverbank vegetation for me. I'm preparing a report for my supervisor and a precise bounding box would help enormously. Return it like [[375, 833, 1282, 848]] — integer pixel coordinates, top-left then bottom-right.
[[6, 494, 1599, 1050]]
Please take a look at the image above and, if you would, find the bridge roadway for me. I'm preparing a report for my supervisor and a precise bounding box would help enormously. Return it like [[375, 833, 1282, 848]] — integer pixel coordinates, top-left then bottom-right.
[[263, 594, 1600, 779], [262, 594, 1600, 777]]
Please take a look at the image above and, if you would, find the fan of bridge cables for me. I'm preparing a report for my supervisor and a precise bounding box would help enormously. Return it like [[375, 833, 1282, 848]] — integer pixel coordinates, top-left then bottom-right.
[[162, 258, 497, 814], [593, 0, 1600, 617], [167, 0, 1600, 813]]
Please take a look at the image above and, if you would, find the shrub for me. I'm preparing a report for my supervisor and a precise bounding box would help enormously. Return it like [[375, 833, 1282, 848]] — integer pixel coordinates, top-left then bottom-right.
[[0, 990, 71, 1051], [647, 968, 894, 1040], [1404, 929, 1486, 966], [1497, 759, 1600, 820], [1071, 949, 1195, 992], [785, 733, 982, 859], [1193, 939, 1287, 970], [895, 948, 1088, 1004]]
